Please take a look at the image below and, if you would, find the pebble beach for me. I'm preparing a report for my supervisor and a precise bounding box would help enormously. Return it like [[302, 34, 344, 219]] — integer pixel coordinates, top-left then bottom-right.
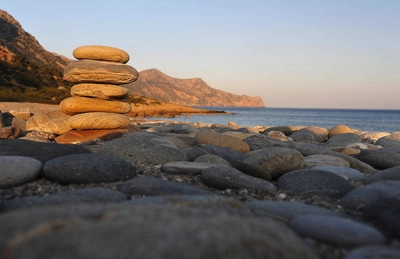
[[1, 107, 400, 259]]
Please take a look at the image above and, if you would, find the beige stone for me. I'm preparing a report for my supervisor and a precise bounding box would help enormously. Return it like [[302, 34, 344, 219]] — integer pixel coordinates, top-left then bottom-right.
[[305, 155, 350, 168], [63, 60, 139, 84], [329, 124, 353, 138], [73, 45, 130, 63], [329, 147, 361, 155], [71, 83, 129, 100], [60, 96, 132, 115], [195, 131, 250, 152], [26, 110, 72, 135], [68, 112, 131, 130]]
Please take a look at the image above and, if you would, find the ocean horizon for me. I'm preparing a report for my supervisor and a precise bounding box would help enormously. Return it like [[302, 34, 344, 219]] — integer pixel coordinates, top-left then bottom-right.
[[150, 106, 400, 132]]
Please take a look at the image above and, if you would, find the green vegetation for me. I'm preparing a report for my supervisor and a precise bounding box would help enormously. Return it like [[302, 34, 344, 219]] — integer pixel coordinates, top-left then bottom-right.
[[0, 54, 72, 104]]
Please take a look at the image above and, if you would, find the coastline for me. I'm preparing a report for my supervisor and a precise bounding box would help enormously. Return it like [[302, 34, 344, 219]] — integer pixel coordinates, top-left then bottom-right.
[[1, 102, 400, 259]]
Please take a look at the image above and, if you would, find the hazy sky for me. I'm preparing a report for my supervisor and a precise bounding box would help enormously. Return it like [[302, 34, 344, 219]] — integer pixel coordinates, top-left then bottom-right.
[[2, 0, 400, 109]]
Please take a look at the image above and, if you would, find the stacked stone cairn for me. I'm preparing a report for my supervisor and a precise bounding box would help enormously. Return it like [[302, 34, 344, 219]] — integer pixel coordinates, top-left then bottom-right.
[[60, 45, 138, 131]]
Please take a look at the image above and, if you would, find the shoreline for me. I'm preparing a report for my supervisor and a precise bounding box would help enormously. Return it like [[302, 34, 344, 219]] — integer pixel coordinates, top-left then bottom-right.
[[1, 102, 400, 259]]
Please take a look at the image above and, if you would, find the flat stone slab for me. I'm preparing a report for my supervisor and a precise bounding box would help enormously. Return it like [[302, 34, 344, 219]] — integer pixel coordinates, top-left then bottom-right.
[[60, 96, 131, 115], [55, 129, 128, 144], [63, 60, 138, 84], [71, 83, 129, 99]]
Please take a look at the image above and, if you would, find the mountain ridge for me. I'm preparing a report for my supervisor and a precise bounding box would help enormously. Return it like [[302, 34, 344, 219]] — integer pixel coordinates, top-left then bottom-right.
[[0, 9, 264, 107], [126, 68, 265, 107]]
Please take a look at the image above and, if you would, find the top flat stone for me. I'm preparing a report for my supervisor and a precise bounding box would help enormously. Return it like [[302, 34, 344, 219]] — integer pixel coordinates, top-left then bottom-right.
[[73, 45, 130, 64]]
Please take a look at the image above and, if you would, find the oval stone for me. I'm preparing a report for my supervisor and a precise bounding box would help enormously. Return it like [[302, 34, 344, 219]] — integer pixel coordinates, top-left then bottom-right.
[[0, 156, 42, 188], [60, 96, 131, 115], [63, 60, 139, 84], [43, 153, 136, 184], [73, 45, 130, 63], [237, 147, 304, 180], [68, 112, 131, 130], [195, 131, 250, 152], [71, 83, 129, 100]]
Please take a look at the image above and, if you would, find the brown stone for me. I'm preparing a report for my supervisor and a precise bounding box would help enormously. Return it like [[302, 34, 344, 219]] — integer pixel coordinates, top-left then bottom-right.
[[195, 131, 250, 152], [68, 112, 131, 130], [0, 126, 21, 139], [329, 147, 361, 155], [73, 45, 130, 63], [63, 60, 138, 84], [55, 129, 129, 144], [60, 96, 132, 115], [71, 83, 129, 100], [25, 110, 72, 135], [329, 124, 353, 138]]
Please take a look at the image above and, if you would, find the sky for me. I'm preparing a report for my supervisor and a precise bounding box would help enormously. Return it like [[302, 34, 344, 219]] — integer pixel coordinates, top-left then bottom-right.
[[2, 0, 400, 109]]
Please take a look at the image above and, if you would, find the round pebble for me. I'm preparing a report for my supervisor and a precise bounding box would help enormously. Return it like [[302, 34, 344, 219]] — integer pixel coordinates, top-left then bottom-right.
[[0, 156, 42, 188]]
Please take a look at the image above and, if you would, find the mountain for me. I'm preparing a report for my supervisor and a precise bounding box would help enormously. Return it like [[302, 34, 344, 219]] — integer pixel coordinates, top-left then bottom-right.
[[125, 69, 265, 107], [0, 10, 72, 103], [0, 9, 263, 107], [0, 10, 69, 71]]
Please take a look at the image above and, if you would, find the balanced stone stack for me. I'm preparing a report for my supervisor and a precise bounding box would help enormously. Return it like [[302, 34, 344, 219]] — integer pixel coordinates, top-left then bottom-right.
[[60, 45, 138, 130]]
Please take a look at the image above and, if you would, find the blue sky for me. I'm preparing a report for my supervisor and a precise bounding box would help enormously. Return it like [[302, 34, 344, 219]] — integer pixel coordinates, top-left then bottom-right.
[[2, 0, 400, 109]]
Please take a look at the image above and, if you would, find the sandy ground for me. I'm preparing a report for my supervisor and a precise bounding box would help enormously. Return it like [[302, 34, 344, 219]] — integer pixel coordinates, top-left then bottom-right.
[[0, 102, 59, 114]]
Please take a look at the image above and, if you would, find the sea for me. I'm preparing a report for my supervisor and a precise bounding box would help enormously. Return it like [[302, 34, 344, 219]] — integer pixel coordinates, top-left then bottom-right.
[[150, 107, 400, 132]]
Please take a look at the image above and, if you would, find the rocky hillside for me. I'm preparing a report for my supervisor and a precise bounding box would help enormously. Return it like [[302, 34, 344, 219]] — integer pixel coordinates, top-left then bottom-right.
[[0, 9, 263, 107], [0, 10, 72, 103], [0, 10, 69, 71], [125, 69, 265, 107]]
